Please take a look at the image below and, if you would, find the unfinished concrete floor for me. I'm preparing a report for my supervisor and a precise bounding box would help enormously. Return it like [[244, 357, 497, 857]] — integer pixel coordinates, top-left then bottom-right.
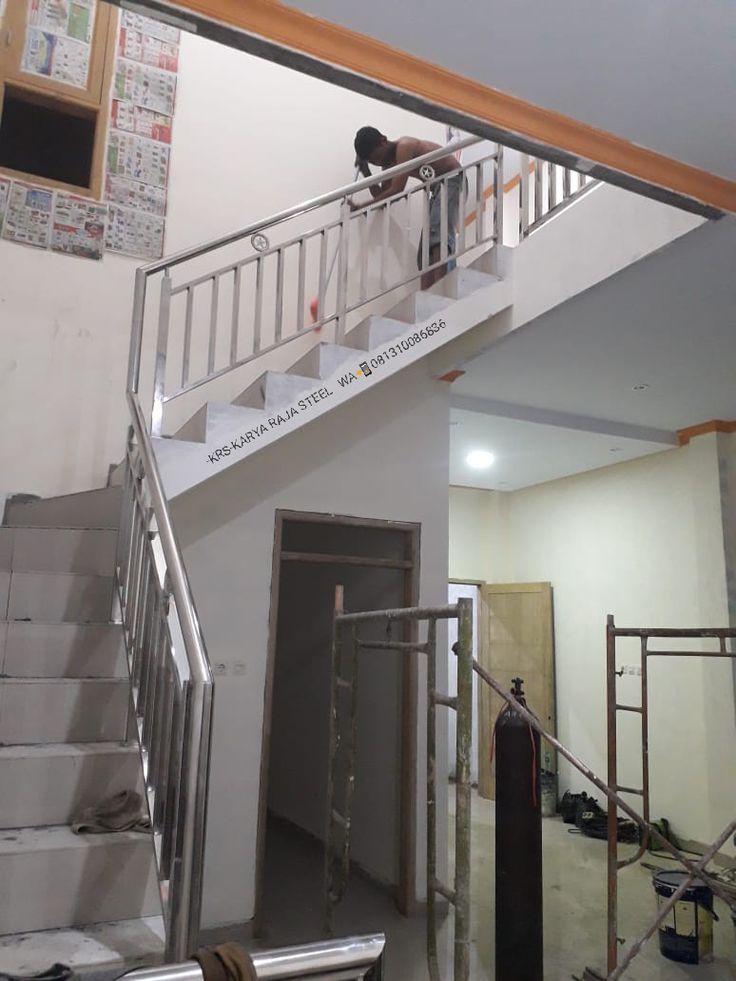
[[256, 789, 736, 980]]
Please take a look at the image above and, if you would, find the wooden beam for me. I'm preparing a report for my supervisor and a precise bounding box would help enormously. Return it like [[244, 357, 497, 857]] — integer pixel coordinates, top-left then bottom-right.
[[280, 549, 412, 569], [159, 0, 736, 214], [677, 420, 736, 446]]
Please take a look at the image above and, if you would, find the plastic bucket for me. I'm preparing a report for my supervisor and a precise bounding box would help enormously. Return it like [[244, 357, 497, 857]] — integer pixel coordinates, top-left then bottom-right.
[[652, 871, 714, 964]]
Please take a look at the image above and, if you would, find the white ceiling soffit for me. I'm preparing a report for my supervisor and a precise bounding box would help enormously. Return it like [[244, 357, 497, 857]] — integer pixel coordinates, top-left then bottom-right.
[[449, 214, 736, 491], [449, 406, 676, 492]]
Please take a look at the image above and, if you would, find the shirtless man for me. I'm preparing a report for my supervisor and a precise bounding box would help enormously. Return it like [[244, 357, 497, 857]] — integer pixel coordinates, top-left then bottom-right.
[[352, 127, 463, 289]]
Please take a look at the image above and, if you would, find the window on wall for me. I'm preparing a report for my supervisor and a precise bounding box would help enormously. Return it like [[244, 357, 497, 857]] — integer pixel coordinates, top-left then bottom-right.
[[0, 0, 117, 197]]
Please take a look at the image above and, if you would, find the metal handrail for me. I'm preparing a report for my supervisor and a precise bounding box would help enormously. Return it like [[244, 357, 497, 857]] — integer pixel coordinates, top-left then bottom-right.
[[118, 390, 214, 959], [119, 933, 386, 981], [141, 136, 482, 275]]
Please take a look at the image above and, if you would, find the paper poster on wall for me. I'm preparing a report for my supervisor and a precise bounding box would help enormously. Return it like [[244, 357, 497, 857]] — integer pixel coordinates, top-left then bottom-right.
[[114, 59, 176, 115], [51, 192, 107, 259], [2, 181, 53, 248], [105, 174, 167, 216], [111, 100, 172, 143], [120, 9, 179, 44], [118, 26, 179, 72], [105, 203, 164, 259], [0, 178, 11, 234], [21, 0, 96, 88], [107, 129, 170, 188]]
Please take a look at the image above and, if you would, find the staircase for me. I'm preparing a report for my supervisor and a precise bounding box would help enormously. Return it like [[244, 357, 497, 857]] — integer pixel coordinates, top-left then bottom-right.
[[0, 488, 164, 976], [0, 136, 596, 969]]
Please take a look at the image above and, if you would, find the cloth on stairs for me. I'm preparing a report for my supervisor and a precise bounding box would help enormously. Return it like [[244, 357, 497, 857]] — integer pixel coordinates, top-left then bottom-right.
[[0, 964, 72, 981], [194, 943, 258, 981], [71, 789, 151, 835]]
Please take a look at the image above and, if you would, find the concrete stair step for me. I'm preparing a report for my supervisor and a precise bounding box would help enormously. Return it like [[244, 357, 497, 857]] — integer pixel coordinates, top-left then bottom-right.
[[386, 290, 453, 325], [4, 488, 121, 530], [344, 315, 409, 352], [287, 343, 355, 380], [0, 826, 159, 935], [0, 916, 165, 979], [0, 743, 142, 830], [234, 371, 315, 413], [174, 402, 268, 444], [0, 528, 117, 576], [430, 266, 499, 300], [0, 621, 126, 678], [0, 678, 128, 744], [2, 572, 114, 622]]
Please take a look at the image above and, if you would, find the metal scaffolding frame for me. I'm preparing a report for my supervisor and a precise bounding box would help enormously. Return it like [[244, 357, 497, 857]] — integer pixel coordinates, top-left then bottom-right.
[[323, 588, 474, 981], [606, 616, 736, 976], [323, 595, 736, 980]]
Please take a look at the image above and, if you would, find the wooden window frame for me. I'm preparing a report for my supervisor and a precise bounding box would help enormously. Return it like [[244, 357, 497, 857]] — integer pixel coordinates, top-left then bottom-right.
[[0, 0, 118, 198]]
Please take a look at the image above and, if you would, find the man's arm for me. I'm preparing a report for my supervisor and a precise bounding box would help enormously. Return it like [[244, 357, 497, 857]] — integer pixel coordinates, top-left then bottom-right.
[[351, 139, 417, 209]]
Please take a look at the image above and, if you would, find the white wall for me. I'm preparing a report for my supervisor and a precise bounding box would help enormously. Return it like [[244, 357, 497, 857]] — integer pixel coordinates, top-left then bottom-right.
[[0, 28, 445, 499], [448, 437, 736, 850], [172, 361, 450, 928], [286, 0, 736, 180]]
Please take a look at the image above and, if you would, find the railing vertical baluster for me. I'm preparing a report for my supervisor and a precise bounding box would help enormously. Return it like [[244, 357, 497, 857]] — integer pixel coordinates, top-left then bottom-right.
[[335, 210, 350, 343], [181, 287, 193, 388], [493, 146, 504, 244], [458, 165, 467, 254], [274, 248, 284, 343], [317, 230, 327, 322], [360, 211, 369, 303], [207, 276, 219, 376], [439, 177, 448, 265], [546, 160, 555, 212], [151, 270, 171, 437], [229, 266, 241, 366], [380, 204, 389, 291], [474, 162, 483, 243], [519, 154, 530, 240], [421, 186, 430, 273], [534, 159, 544, 223], [253, 258, 263, 355], [296, 240, 306, 332], [563, 167, 572, 200]]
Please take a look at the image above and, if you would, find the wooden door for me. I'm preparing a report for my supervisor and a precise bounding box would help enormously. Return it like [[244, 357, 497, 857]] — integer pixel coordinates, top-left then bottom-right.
[[477, 582, 555, 800]]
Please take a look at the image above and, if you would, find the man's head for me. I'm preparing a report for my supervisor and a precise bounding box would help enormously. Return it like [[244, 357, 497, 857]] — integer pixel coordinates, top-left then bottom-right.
[[354, 126, 389, 166]]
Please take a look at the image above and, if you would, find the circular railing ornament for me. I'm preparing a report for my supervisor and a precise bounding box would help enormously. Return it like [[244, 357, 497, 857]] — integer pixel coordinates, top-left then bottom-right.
[[419, 164, 436, 181], [251, 233, 270, 253]]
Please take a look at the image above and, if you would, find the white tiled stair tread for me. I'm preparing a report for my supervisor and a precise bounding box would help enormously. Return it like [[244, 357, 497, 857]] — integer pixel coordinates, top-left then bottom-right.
[[387, 289, 453, 324], [0, 678, 128, 744], [344, 315, 408, 351], [0, 825, 160, 934], [2, 622, 126, 678], [6, 572, 113, 622], [433, 266, 500, 300], [175, 402, 269, 444], [0, 916, 165, 976], [0, 743, 141, 830], [288, 342, 355, 380], [235, 370, 316, 412], [2, 528, 117, 576], [5, 488, 121, 530]]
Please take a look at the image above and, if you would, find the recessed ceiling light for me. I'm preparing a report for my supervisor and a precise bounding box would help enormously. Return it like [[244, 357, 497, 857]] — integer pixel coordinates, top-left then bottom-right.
[[466, 449, 495, 469], [632, 383, 650, 391]]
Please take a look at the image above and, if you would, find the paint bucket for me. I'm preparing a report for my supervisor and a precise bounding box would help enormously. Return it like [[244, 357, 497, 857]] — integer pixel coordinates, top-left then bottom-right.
[[652, 870, 714, 964], [540, 770, 557, 818]]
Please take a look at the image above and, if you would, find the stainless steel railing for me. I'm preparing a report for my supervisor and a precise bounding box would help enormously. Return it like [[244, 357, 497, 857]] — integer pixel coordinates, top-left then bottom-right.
[[129, 138, 599, 439], [120, 933, 385, 981], [116, 391, 214, 961], [518, 154, 597, 238], [116, 136, 599, 960]]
